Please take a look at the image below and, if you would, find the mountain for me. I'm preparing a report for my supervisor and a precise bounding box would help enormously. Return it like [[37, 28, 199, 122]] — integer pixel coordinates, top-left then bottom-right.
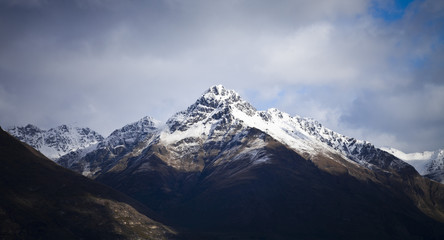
[[0, 127, 175, 239], [67, 85, 411, 176], [61, 85, 444, 239], [382, 147, 444, 183], [8, 85, 444, 238], [6, 124, 103, 160], [57, 116, 160, 177]]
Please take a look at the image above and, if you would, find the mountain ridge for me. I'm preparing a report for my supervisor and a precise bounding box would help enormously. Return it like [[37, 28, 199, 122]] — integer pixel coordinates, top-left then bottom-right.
[[5, 85, 444, 238], [6, 124, 103, 160], [154, 85, 412, 173], [7, 85, 417, 176], [382, 147, 444, 183], [57, 116, 161, 177]]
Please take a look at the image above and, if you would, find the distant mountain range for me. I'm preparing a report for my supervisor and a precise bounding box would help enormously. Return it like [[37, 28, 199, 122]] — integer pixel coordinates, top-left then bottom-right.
[[381, 147, 444, 183], [5, 85, 444, 239], [6, 124, 103, 160]]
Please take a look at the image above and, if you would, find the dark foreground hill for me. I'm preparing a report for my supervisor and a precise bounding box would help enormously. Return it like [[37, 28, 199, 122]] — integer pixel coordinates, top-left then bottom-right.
[[0, 127, 175, 240]]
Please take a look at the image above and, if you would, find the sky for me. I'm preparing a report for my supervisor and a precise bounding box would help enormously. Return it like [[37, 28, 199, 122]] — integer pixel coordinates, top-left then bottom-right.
[[0, 0, 443, 153]]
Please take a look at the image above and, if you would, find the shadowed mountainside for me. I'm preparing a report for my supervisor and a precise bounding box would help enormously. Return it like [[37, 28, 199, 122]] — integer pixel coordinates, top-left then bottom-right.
[[0, 127, 175, 240], [98, 127, 444, 240]]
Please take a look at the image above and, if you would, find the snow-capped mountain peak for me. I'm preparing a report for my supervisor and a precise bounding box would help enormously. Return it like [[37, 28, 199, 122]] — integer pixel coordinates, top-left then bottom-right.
[[381, 147, 436, 162], [204, 84, 239, 100], [7, 124, 104, 160], [166, 85, 255, 132], [101, 116, 161, 149], [7, 124, 42, 148], [381, 147, 444, 183], [157, 85, 409, 173], [56, 116, 162, 177], [193, 85, 255, 115]]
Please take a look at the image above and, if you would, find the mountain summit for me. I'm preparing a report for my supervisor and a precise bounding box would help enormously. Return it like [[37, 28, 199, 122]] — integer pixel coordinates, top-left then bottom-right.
[[159, 85, 410, 174]]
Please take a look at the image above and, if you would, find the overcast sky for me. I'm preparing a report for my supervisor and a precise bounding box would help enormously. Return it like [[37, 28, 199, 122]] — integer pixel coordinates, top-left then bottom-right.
[[1, 0, 443, 152]]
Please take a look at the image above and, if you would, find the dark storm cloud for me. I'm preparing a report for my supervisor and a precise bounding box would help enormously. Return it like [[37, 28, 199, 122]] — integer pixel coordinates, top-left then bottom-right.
[[0, 0, 443, 152]]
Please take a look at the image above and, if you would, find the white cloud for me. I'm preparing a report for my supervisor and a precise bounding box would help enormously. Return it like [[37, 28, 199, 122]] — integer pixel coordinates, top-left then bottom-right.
[[259, 22, 358, 84]]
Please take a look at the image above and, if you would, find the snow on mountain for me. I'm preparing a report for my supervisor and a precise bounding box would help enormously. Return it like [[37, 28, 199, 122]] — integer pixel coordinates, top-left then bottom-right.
[[9, 85, 410, 176], [57, 116, 161, 176], [159, 85, 321, 164], [381, 147, 444, 183], [100, 116, 161, 149], [156, 85, 408, 172], [6, 124, 104, 160], [91, 85, 443, 239]]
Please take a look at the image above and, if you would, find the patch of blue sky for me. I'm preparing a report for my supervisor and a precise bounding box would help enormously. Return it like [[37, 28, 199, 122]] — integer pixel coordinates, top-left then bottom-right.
[[409, 56, 427, 69], [370, 0, 416, 21]]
